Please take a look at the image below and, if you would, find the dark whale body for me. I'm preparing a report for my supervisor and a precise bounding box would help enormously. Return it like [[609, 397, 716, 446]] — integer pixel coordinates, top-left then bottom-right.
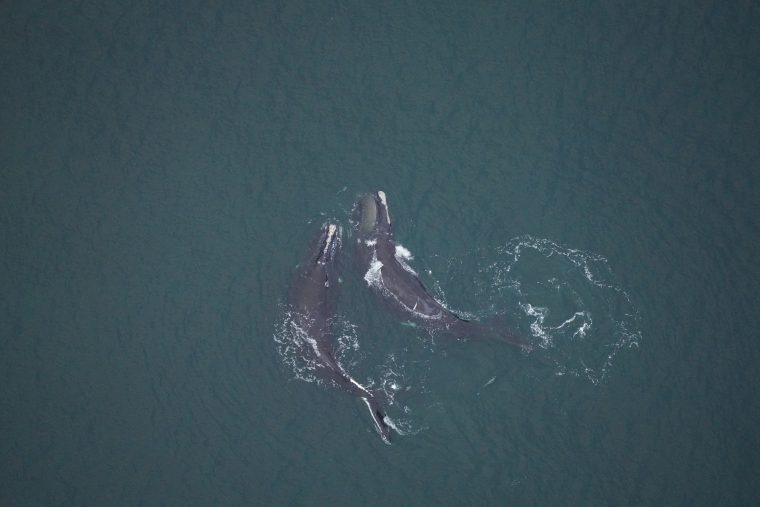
[[289, 223, 392, 443], [353, 192, 528, 348]]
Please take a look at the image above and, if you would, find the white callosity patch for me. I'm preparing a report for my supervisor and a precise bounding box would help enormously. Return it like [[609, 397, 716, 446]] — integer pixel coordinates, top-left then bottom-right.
[[377, 190, 391, 224], [325, 223, 337, 249], [317, 224, 338, 265]]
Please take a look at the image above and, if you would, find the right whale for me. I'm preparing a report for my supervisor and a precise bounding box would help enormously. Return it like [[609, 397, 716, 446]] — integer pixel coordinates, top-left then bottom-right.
[[353, 191, 529, 349], [289, 223, 392, 443]]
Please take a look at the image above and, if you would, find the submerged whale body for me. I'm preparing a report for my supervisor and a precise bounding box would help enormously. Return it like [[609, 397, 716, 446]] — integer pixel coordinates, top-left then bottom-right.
[[289, 223, 392, 443], [353, 191, 528, 349]]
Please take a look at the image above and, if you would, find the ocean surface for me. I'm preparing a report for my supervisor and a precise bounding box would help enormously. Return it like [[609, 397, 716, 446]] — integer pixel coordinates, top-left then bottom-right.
[[2, 1, 759, 505]]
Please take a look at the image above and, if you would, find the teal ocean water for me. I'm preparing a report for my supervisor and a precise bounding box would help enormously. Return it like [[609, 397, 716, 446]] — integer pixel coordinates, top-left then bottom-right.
[[2, 1, 759, 505]]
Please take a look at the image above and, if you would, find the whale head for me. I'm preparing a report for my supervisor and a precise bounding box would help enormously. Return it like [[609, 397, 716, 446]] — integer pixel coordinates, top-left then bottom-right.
[[312, 223, 341, 265], [356, 191, 392, 238]]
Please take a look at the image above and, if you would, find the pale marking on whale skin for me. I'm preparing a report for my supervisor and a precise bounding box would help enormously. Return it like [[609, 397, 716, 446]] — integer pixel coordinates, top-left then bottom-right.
[[319, 224, 337, 263], [349, 376, 371, 396], [377, 190, 391, 224]]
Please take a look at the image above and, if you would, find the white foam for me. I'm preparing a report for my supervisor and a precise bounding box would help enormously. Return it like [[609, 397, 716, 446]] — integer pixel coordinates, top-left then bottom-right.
[[273, 309, 321, 384], [303, 335, 322, 357], [383, 416, 405, 435], [549, 311, 593, 340], [574, 321, 591, 339], [395, 244, 413, 260], [335, 323, 360, 355], [521, 303, 551, 347], [554, 311, 586, 330], [491, 235, 642, 384], [363, 254, 384, 288], [393, 243, 419, 277], [286, 320, 323, 359]]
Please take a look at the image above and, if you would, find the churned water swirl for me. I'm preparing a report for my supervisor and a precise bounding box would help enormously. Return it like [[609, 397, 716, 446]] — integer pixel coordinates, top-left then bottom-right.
[[420, 235, 641, 384], [484, 235, 642, 384]]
